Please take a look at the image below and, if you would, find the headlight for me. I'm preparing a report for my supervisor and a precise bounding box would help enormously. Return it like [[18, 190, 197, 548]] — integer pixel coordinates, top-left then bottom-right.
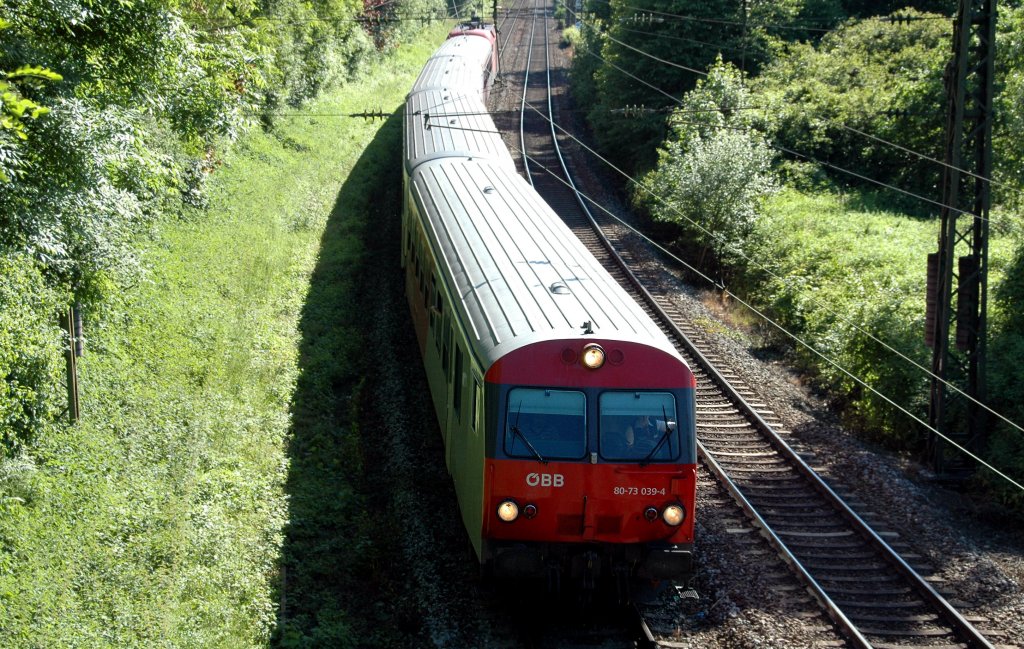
[[644, 506, 659, 522], [523, 504, 538, 519], [497, 499, 519, 522], [581, 343, 605, 369], [662, 503, 685, 526]]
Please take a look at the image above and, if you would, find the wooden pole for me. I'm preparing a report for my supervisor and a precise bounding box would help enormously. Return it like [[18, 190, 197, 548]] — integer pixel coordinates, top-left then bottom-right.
[[62, 306, 80, 423]]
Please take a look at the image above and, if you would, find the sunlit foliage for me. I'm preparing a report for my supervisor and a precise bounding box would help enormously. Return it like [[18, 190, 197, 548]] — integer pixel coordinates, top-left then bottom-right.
[[641, 61, 776, 283]]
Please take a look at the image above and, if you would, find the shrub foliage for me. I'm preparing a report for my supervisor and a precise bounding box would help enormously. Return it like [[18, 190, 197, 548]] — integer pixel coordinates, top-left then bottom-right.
[[0, 0, 451, 458]]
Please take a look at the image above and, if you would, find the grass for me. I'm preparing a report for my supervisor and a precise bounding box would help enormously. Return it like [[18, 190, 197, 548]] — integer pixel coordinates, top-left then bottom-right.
[[0, 21, 452, 648], [735, 188, 1020, 449]]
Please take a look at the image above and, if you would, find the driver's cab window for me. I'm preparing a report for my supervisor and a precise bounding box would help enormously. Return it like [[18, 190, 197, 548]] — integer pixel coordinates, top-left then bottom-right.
[[599, 392, 678, 461], [504, 388, 586, 460]]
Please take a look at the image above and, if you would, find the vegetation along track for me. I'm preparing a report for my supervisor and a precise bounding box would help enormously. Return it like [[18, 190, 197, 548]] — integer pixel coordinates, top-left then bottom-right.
[[491, 3, 1014, 649]]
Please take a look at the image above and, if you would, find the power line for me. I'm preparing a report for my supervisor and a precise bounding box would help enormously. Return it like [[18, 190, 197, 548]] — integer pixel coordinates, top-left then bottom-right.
[[770, 140, 1020, 233], [202, 9, 450, 31], [491, 113, 1024, 492], [414, 83, 1024, 489], [397, 0, 1022, 486], [589, 21, 712, 76], [610, 24, 750, 55], [568, 1, 1015, 199], [523, 102, 1024, 445], [569, 4, 1021, 232], [585, 0, 947, 33], [838, 123, 1024, 200], [586, 0, 833, 33]]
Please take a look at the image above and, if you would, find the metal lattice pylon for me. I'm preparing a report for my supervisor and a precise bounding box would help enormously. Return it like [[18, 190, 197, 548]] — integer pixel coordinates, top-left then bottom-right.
[[925, 0, 996, 475]]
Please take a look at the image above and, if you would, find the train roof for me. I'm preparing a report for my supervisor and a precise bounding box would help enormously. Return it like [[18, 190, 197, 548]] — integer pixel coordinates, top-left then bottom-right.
[[449, 16, 495, 39], [404, 89, 515, 174], [409, 157, 681, 368], [410, 33, 494, 96]]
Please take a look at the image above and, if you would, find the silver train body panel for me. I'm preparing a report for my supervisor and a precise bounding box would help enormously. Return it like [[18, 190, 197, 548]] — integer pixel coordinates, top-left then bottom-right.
[[409, 158, 676, 369], [403, 27, 684, 371]]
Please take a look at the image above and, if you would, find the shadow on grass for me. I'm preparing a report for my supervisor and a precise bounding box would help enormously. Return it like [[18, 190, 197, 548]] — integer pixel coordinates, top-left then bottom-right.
[[271, 112, 415, 648]]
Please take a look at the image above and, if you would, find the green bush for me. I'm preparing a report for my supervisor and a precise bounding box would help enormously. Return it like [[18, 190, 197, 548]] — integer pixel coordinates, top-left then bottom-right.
[[561, 25, 582, 48], [986, 241, 1024, 503], [752, 11, 948, 200], [741, 191, 934, 438], [0, 253, 65, 456], [640, 61, 776, 284]]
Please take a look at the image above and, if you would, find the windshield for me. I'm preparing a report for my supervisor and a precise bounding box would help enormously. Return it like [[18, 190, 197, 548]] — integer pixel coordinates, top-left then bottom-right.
[[504, 388, 586, 460], [599, 392, 678, 462]]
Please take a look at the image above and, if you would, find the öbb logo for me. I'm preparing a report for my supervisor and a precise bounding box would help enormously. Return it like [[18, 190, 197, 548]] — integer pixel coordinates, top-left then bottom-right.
[[526, 472, 564, 488]]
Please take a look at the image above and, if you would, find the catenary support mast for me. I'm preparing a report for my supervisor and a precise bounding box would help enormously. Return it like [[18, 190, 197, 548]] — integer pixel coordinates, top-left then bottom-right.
[[925, 0, 996, 475]]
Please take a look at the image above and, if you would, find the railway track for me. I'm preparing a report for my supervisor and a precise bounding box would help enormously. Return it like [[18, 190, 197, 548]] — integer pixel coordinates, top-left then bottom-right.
[[493, 3, 1014, 649]]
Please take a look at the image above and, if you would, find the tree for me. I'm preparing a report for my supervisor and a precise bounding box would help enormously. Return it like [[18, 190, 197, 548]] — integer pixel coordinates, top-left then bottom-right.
[[752, 10, 948, 201], [641, 60, 776, 283], [575, 0, 845, 174], [584, 0, 743, 173], [0, 19, 61, 183], [994, 1, 1024, 208]]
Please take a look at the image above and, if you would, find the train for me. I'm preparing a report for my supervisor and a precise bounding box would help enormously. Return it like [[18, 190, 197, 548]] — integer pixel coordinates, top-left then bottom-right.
[[401, 17, 697, 587]]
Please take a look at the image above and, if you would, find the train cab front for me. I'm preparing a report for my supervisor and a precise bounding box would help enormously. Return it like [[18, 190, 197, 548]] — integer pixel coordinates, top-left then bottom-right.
[[479, 340, 698, 584], [482, 462, 697, 583]]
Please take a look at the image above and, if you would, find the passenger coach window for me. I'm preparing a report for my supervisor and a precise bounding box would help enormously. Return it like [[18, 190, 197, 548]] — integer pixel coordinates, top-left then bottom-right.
[[505, 389, 586, 460], [453, 347, 463, 417], [599, 392, 678, 462], [472, 378, 482, 433]]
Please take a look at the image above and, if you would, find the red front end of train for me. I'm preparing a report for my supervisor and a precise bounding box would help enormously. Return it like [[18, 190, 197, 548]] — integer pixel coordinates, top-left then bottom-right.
[[479, 339, 697, 581]]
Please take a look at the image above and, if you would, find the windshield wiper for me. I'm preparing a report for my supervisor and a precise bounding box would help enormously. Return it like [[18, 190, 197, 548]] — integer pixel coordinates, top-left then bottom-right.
[[510, 401, 547, 464], [640, 405, 675, 467]]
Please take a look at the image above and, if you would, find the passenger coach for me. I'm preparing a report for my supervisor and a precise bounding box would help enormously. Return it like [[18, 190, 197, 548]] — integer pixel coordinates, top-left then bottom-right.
[[402, 19, 697, 584]]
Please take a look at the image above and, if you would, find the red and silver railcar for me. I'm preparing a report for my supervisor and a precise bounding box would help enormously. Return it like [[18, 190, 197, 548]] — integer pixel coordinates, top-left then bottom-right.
[[402, 21, 697, 582]]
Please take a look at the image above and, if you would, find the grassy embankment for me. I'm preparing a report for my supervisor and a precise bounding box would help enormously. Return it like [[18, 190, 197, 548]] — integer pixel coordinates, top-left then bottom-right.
[[735, 188, 1019, 487], [0, 22, 451, 647]]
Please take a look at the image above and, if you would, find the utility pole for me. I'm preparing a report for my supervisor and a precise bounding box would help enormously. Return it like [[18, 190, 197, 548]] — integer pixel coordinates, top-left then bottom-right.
[[925, 0, 996, 476], [61, 305, 82, 423]]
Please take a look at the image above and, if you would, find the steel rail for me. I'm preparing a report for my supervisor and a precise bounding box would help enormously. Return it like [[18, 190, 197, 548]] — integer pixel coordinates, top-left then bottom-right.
[[518, 3, 537, 184], [698, 443, 872, 648], [497, 0, 526, 63]]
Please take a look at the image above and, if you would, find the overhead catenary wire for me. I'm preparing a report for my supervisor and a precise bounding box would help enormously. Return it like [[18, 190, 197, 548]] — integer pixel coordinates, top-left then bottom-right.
[[519, 100, 1024, 446], [202, 6, 450, 30], [567, 4, 1021, 232], [425, 108, 1024, 491], [838, 123, 1024, 199], [277, 12, 1024, 449], [568, 1, 1018, 201], [262, 5, 1024, 489], [583, 0, 948, 33], [526, 11, 1024, 433], [407, 6, 1024, 486], [259, 21, 1024, 450], [586, 0, 833, 33], [428, 111, 1024, 490], [610, 23, 751, 55], [590, 24, 711, 76]]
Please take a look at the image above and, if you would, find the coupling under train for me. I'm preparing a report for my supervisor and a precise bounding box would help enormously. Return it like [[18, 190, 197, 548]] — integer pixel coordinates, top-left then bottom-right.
[[401, 17, 697, 585]]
